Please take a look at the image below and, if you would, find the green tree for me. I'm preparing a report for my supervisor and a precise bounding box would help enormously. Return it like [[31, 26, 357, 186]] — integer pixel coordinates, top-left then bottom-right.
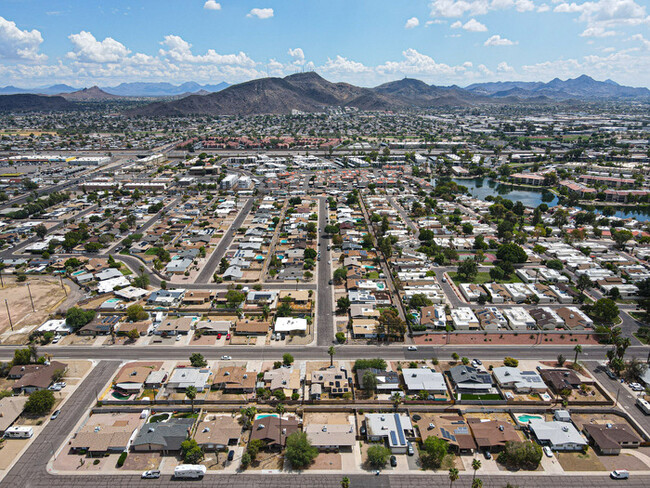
[[126, 304, 148, 321], [496, 243, 527, 264], [591, 298, 619, 323], [341, 477, 350, 488], [180, 439, 204, 464], [612, 229, 633, 249], [285, 432, 318, 469], [497, 441, 543, 470], [472, 479, 483, 488], [362, 371, 377, 395], [65, 307, 96, 331], [13, 348, 31, 366], [190, 353, 207, 368], [304, 248, 317, 260], [283, 353, 294, 366], [337, 296, 351, 314], [366, 444, 391, 469], [24, 389, 55, 415], [420, 437, 449, 469]]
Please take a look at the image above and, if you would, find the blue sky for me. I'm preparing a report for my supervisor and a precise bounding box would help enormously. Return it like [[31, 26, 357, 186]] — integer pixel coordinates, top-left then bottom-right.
[[1, 0, 650, 87]]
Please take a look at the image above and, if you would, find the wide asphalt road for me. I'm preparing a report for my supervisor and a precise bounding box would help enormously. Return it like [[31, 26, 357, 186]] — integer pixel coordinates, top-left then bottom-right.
[[194, 197, 254, 283], [1, 344, 647, 362], [317, 197, 334, 346]]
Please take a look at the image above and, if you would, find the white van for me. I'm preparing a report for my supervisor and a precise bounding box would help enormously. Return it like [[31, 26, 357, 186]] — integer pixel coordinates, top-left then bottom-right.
[[173, 464, 206, 479], [4, 426, 34, 439], [636, 397, 650, 415]]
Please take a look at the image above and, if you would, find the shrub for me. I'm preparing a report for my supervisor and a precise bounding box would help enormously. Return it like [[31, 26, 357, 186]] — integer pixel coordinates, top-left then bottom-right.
[[335, 332, 346, 344], [117, 452, 127, 467], [24, 389, 55, 416], [285, 432, 318, 469], [503, 357, 519, 367], [497, 441, 542, 470], [366, 444, 391, 468]]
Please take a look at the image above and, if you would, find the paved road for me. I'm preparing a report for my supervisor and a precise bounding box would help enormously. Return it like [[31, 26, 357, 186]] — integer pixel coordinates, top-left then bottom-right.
[[1, 360, 120, 488], [194, 198, 254, 283], [1, 344, 647, 362], [317, 197, 334, 346]]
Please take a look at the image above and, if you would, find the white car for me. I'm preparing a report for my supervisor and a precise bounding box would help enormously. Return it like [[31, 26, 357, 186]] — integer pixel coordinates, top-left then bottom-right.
[[407, 346, 418, 351], [543, 446, 553, 458], [610, 470, 629, 480], [142, 470, 161, 479], [175, 335, 181, 341], [629, 383, 644, 391], [221, 355, 232, 360]]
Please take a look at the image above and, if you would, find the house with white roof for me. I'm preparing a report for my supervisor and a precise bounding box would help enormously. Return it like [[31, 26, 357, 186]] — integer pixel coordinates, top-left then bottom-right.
[[451, 308, 479, 330], [365, 413, 414, 454], [528, 420, 587, 451], [401, 368, 447, 395], [274, 317, 307, 334], [503, 307, 537, 330], [492, 367, 547, 393]]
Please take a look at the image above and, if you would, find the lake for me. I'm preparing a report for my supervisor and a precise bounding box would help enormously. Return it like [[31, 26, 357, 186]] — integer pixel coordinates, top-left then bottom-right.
[[451, 177, 650, 221]]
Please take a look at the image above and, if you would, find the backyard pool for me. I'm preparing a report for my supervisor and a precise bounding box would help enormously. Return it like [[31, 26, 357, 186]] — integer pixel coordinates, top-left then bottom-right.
[[517, 414, 543, 423], [255, 413, 279, 420]]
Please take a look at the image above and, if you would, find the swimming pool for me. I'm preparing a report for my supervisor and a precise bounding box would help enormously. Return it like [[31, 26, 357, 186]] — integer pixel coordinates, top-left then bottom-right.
[[255, 414, 279, 420], [517, 414, 543, 423]]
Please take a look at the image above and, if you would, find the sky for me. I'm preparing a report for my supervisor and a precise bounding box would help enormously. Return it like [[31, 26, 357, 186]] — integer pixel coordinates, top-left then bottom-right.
[[1, 0, 650, 88]]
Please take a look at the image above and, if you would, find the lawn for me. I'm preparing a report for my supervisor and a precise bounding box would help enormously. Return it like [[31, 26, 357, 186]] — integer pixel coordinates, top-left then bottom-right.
[[448, 271, 521, 285], [457, 393, 502, 401]]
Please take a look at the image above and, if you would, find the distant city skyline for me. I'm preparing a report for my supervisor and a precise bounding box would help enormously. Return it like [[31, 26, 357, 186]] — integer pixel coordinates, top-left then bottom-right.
[[1, 0, 649, 88]]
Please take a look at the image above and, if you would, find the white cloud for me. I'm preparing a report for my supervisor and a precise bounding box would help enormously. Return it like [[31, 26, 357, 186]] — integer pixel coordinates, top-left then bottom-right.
[[203, 1, 221, 10], [159, 35, 255, 66], [429, 0, 538, 17], [484, 34, 518, 45], [247, 8, 274, 19], [405, 17, 420, 29], [0, 16, 46, 61], [581, 25, 617, 36], [67, 31, 130, 63], [322, 55, 372, 74], [630, 33, 650, 49], [497, 61, 515, 72], [451, 20, 463, 28], [463, 18, 488, 31], [288, 47, 305, 65], [553, 0, 650, 28], [537, 3, 551, 11], [377, 48, 468, 77], [430, 0, 490, 18]]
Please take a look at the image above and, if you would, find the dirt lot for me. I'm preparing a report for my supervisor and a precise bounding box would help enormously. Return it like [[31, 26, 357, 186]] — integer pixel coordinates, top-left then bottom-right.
[[303, 412, 352, 425], [122, 452, 162, 471], [599, 452, 650, 471], [557, 447, 606, 471], [0, 437, 30, 470], [248, 449, 284, 470], [307, 452, 341, 470], [0, 277, 69, 341]]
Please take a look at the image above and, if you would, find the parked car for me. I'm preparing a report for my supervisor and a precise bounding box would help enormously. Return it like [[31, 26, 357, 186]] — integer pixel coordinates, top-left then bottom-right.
[[50, 409, 61, 420], [48, 384, 62, 391], [227, 450, 235, 462], [52, 335, 61, 344], [329, 279, 333, 285], [390, 455, 397, 467], [141, 470, 161, 479], [225, 333, 231, 340], [221, 355, 232, 360], [407, 346, 417, 351], [407, 442, 414, 456], [543, 446, 553, 458], [484, 451, 492, 460], [605, 369, 617, 380], [175, 335, 181, 341], [472, 359, 482, 365], [217, 333, 222, 339], [610, 470, 629, 480]]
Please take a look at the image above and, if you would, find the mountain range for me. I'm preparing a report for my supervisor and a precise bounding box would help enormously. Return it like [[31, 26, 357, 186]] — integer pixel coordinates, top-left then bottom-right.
[[0, 81, 230, 97], [129, 72, 650, 117], [1, 73, 648, 113], [0, 94, 72, 112]]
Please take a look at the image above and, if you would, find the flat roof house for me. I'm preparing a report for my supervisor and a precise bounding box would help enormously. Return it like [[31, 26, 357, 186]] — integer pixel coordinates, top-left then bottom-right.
[[365, 413, 414, 454], [166, 367, 210, 392], [492, 367, 547, 393], [304, 423, 356, 451], [401, 368, 447, 395]]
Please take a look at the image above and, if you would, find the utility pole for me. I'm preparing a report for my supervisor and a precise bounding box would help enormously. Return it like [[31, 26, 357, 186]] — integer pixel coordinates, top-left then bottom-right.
[[5, 299, 13, 331], [0, 272, 4, 288], [27, 282, 35, 312], [59, 275, 67, 296]]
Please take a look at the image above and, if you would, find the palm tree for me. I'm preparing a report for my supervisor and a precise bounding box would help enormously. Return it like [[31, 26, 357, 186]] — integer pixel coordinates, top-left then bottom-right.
[[28, 344, 38, 363], [573, 344, 582, 366], [261, 304, 270, 322], [185, 386, 197, 413], [391, 392, 402, 411], [328, 346, 336, 367], [240, 406, 257, 429], [448, 467, 459, 488], [471, 458, 481, 482], [471, 478, 483, 488]]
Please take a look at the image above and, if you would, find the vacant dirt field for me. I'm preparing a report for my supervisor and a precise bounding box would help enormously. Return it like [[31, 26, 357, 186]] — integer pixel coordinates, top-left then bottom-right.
[[557, 448, 606, 471], [0, 277, 69, 341]]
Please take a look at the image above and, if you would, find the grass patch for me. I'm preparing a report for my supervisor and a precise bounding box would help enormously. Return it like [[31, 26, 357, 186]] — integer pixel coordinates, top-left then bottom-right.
[[120, 268, 133, 276], [457, 393, 502, 401], [448, 271, 521, 285], [366, 271, 380, 279]]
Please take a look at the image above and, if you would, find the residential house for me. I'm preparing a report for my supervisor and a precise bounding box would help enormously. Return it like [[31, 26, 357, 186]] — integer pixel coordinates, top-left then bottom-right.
[[583, 423, 642, 455], [468, 419, 520, 452], [401, 368, 447, 396], [11, 361, 67, 394], [356, 368, 400, 393], [304, 423, 356, 451], [414, 414, 476, 454], [492, 367, 547, 393], [132, 418, 195, 453], [193, 415, 242, 451], [528, 419, 587, 451], [365, 413, 414, 454], [212, 366, 256, 393], [449, 365, 493, 394], [166, 367, 210, 392], [250, 415, 301, 449]]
